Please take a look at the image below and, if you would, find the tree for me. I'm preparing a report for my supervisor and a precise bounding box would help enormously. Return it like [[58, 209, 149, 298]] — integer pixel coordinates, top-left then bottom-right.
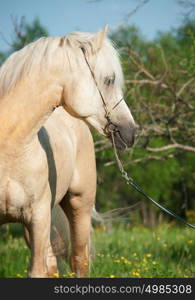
[[0, 17, 48, 67], [10, 17, 49, 52], [94, 20, 195, 225], [0, 52, 6, 66], [0, 16, 49, 65]]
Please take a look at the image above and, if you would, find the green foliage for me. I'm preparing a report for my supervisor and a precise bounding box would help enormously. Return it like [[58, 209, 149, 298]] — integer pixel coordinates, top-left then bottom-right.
[[95, 19, 195, 220], [130, 158, 180, 201], [92, 224, 195, 277], [0, 226, 30, 277], [110, 25, 146, 52], [156, 20, 195, 76], [0, 51, 7, 66], [0, 224, 195, 277], [0, 18, 48, 67], [10, 17, 49, 52]]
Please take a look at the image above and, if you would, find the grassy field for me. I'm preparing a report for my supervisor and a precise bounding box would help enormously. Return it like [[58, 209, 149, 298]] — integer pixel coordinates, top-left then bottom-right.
[[0, 223, 195, 278]]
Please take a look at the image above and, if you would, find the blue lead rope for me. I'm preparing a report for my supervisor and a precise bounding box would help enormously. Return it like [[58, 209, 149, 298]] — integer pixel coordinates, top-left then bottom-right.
[[128, 179, 195, 230], [111, 131, 195, 230]]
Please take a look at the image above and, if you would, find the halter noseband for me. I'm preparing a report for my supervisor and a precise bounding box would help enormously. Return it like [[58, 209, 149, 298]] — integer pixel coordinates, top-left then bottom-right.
[[80, 47, 123, 136]]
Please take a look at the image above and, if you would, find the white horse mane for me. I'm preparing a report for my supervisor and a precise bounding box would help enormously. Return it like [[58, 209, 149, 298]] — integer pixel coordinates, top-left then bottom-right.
[[0, 31, 124, 98]]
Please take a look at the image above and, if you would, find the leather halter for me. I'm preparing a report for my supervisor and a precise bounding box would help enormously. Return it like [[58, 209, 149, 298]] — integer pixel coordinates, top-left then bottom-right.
[[80, 47, 123, 137]]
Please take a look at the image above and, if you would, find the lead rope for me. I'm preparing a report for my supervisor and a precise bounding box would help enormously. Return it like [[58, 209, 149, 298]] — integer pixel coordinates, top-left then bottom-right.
[[111, 130, 195, 230]]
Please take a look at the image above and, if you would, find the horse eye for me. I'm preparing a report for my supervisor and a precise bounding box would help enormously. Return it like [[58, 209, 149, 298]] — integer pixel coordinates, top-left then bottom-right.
[[104, 74, 115, 86]]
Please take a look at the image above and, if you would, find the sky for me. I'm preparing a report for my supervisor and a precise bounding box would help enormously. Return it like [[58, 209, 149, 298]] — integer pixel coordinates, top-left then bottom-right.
[[0, 0, 192, 51]]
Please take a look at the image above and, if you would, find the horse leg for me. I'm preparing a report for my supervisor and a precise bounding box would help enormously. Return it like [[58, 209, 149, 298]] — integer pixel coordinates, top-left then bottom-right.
[[27, 192, 55, 278], [45, 244, 58, 277], [60, 192, 94, 278], [24, 224, 58, 277]]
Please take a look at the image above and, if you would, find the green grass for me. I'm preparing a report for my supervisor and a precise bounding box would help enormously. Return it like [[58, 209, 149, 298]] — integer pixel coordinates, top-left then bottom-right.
[[0, 223, 195, 278]]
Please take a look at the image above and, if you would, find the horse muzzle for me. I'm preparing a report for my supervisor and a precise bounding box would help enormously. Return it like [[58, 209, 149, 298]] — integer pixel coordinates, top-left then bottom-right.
[[105, 122, 136, 150]]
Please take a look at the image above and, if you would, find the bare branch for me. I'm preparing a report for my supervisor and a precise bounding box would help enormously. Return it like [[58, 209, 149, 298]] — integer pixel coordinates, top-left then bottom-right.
[[178, 0, 195, 16], [104, 153, 174, 167], [126, 79, 168, 89], [126, 155, 171, 164], [95, 144, 110, 152], [178, 0, 195, 8], [158, 46, 168, 71], [124, 0, 150, 22], [176, 77, 195, 98], [10, 15, 25, 40], [147, 144, 195, 153]]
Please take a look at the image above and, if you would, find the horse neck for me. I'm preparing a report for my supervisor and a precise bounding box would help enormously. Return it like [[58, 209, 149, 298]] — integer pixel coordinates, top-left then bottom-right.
[[0, 72, 63, 154]]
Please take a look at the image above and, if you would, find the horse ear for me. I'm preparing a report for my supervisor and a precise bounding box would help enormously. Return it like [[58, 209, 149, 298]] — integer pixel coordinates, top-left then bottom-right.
[[92, 25, 109, 53]]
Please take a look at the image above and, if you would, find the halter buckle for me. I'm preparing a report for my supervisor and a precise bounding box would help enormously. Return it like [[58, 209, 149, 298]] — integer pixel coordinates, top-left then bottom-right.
[[104, 120, 118, 136]]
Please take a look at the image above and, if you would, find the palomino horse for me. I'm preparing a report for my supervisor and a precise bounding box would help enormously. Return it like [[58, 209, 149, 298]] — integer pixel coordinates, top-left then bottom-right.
[[0, 27, 136, 277]]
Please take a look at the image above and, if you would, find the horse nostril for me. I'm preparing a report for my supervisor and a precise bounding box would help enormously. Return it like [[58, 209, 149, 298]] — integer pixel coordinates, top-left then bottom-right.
[[128, 126, 136, 147], [132, 135, 135, 145]]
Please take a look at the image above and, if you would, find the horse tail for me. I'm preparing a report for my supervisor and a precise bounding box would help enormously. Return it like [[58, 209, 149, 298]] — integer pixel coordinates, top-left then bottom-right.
[[51, 203, 140, 259], [51, 204, 70, 261], [50, 204, 97, 260], [91, 203, 141, 225]]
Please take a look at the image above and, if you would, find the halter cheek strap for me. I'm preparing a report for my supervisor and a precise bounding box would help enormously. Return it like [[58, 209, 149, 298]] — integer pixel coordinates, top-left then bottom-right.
[[80, 47, 124, 136]]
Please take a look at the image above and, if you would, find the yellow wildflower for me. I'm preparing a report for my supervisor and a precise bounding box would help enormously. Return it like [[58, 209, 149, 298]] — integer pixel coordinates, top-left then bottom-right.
[[113, 259, 120, 263], [142, 258, 147, 265], [124, 259, 131, 265], [146, 253, 152, 258], [53, 272, 59, 278], [132, 271, 141, 277], [65, 272, 75, 278]]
